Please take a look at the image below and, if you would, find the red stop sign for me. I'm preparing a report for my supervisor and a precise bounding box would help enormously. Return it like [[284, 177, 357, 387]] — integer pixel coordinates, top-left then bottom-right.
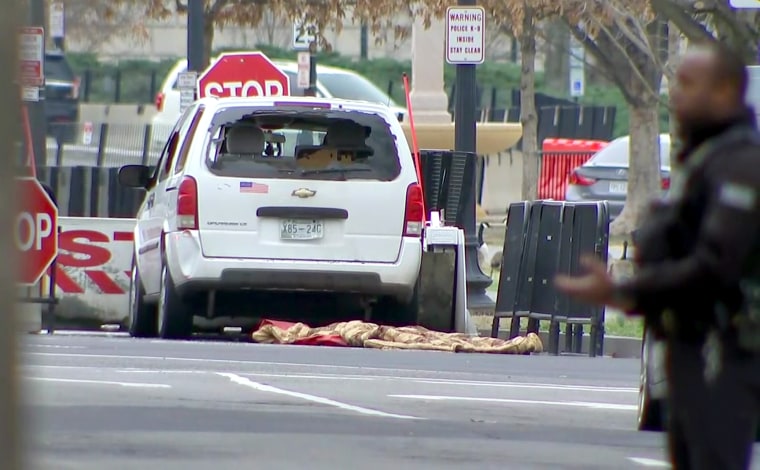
[[15, 177, 58, 286], [197, 52, 291, 99]]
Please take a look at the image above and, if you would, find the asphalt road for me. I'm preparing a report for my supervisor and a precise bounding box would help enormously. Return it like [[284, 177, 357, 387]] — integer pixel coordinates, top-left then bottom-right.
[[19, 333, 760, 470]]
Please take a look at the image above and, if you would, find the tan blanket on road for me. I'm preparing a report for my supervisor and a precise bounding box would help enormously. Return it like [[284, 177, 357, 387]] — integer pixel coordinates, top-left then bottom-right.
[[252, 320, 543, 354]]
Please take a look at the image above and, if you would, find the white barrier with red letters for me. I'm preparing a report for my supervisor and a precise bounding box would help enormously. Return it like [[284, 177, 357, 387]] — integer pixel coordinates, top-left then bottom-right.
[[45, 217, 135, 326]]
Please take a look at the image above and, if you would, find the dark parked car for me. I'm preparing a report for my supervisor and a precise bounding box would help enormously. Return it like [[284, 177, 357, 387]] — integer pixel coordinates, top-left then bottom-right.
[[565, 134, 671, 219], [45, 50, 80, 143]]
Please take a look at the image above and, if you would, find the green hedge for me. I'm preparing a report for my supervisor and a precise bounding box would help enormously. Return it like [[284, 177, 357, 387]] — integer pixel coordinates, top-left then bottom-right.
[[67, 45, 671, 138]]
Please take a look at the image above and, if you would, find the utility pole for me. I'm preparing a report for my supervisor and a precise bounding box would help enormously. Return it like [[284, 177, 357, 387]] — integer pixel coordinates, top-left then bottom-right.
[[187, 0, 205, 72], [449, 0, 493, 310], [2, 1, 25, 468], [26, 0, 47, 170], [179, 0, 205, 115], [306, 39, 318, 97], [360, 21, 368, 60]]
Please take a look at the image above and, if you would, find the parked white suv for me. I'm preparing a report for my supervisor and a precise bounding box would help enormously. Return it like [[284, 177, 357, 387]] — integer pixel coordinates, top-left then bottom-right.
[[119, 95, 424, 339], [151, 57, 407, 144]]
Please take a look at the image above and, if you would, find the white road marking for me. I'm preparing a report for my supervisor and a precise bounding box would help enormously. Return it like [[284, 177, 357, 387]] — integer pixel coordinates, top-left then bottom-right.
[[627, 457, 671, 467], [24, 364, 638, 394], [390, 394, 637, 411], [217, 372, 421, 420], [25, 377, 171, 388], [28, 344, 86, 349], [24, 354, 638, 392]]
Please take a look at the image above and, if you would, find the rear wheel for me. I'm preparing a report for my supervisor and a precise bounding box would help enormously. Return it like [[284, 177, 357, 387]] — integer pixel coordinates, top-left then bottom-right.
[[128, 260, 158, 338], [157, 264, 193, 340], [638, 329, 665, 431]]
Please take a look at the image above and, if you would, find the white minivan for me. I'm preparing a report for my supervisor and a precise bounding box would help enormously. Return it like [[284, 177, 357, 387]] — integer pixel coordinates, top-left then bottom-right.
[[151, 57, 407, 143], [120, 95, 424, 339]]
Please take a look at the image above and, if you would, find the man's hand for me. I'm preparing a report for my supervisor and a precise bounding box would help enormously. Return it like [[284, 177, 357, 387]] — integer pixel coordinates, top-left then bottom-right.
[[554, 255, 633, 310]]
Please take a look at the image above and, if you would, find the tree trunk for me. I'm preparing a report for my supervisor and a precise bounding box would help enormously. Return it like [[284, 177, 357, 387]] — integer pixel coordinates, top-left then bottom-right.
[[520, 7, 539, 201], [609, 102, 662, 237], [543, 20, 569, 93]]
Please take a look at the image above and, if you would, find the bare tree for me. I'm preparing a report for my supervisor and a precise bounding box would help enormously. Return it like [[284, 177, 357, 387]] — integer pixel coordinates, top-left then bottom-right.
[[56, 0, 150, 52], [560, 1, 671, 237]]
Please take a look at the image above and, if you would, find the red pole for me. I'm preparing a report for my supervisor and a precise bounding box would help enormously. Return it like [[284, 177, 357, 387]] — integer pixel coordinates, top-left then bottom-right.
[[402, 72, 426, 220], [21, 104, 36, 177]]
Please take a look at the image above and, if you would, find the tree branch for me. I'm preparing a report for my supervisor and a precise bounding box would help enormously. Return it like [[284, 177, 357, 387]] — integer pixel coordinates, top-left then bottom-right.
[[564, 20, 638, 104], [649, 0, 714, 44]]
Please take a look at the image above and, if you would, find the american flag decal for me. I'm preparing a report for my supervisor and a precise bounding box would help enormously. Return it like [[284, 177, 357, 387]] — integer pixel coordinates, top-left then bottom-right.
[[239, 181, 269, 193]]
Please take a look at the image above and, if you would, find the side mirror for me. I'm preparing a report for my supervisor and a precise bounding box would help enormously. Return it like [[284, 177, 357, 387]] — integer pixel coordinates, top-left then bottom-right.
[[118, 164, 152, 188]]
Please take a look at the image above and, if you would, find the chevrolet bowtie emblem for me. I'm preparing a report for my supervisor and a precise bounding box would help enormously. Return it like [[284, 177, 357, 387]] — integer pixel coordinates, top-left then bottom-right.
[[292, 188, 317, 198]]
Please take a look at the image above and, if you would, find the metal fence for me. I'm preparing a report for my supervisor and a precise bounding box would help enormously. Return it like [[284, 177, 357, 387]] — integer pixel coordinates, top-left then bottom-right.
[[45, 122, 172, 168], [80, 65, 506, 107]]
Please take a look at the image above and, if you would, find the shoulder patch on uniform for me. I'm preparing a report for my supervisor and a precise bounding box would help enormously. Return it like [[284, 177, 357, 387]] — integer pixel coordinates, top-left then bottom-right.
[[718, 182, 757, 210]]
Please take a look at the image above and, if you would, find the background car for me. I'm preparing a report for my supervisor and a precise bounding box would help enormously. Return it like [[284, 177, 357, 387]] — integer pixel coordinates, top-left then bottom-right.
[[565, 133, 671, 219], [45, 49, 80, 143], [151, 57, 407, 144]]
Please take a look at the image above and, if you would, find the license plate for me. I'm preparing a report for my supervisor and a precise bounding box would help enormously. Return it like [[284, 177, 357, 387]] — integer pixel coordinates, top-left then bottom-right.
[[609, 182, 628, 194], [280, 219, 324, 240]]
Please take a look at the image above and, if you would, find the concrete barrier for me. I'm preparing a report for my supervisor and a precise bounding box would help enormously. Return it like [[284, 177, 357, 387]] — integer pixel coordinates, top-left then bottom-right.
[[41, 217, 135, 328]]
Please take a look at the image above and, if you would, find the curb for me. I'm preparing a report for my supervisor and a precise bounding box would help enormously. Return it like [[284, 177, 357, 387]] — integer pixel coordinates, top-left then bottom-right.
[[478, 329, 643, 359]]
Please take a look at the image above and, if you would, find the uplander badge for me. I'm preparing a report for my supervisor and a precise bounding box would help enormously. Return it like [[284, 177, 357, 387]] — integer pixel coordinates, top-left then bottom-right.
[[292, 188, 317, 198]]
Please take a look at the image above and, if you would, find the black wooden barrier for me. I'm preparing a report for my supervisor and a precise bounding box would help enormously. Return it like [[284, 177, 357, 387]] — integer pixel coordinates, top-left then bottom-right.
[[35, 166, 143, 218], [491, 200, 610, 356], [418, 150, 477, 226]]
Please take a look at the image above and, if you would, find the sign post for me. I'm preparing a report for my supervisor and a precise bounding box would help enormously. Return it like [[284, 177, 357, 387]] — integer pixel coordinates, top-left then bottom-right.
[[445, 2, 493, 309], [196, 52, 291, 99]]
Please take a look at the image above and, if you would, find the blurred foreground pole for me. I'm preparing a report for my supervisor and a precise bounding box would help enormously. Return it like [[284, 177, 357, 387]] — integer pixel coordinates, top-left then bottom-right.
[[27, 0, 47, 170], [1, 1, 24, 468]]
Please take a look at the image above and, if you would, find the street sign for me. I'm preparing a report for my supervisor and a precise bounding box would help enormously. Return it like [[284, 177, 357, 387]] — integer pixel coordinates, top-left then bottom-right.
[[569, 35, 585, 97], [15, 177, 58, 286], [297, 52, 310, 89], [293, 21, 317, 50], [196, 52, 291, 99], [730, 0, 760, 7], [19, 27, 44, 87], [49, 2, 65, 39], [178, 70, 198, 112], [445, 6, 486, 65]]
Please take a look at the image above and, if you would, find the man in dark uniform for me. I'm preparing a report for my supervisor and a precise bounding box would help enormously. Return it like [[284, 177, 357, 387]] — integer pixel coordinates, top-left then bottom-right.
[[555, 41, 760, 470]]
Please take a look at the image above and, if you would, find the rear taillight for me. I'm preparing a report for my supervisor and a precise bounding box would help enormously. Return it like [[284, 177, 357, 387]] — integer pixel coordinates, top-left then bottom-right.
[[661, 177, 670, 190], [155, 92, 165, 111], [177, 176, 198, 230], [403, 183, 424, 237], [568, 169, 596, 186]]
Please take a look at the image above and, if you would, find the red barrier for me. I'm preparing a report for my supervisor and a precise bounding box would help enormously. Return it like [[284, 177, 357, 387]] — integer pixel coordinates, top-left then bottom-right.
[[538, 138, 609, 200]]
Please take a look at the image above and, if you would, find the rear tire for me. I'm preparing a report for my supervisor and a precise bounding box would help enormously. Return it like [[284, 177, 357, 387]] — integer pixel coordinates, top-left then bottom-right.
[[157, 264, 193, 340], [638, 329, 665, 431], [372, 283, 421, 328], [128, 260, 158, 338]]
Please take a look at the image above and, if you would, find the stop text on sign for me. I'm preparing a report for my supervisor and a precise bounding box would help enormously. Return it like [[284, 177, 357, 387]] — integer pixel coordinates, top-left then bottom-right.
[[203, 80, 286, 98], [16, 212, 53, 251]]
